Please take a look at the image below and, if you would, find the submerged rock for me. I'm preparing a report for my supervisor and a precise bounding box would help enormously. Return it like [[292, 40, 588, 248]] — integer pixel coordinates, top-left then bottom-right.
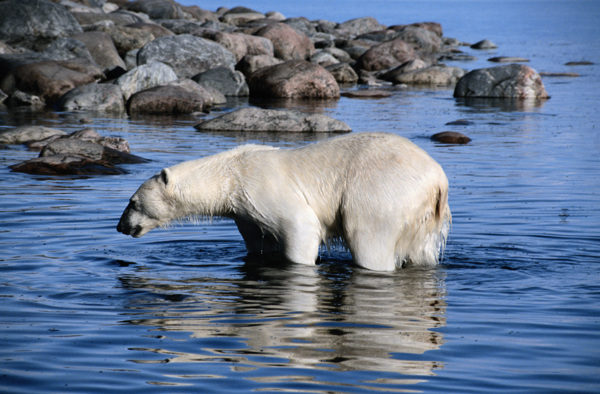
[[0, 126, 66, 145], [431, 131, 471, 144], [194, 107, 351, 133]]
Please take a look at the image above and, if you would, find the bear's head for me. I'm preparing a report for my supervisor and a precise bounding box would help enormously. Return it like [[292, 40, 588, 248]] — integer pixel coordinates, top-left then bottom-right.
[[117, 169, 177, 238]]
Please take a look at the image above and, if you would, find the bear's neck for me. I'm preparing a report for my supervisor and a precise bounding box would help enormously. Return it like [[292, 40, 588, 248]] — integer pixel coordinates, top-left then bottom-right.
[[171, 156, 235, 220]]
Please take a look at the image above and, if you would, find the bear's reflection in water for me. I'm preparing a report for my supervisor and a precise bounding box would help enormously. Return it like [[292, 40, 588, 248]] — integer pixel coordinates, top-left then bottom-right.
[[119, 256, 446, 377]]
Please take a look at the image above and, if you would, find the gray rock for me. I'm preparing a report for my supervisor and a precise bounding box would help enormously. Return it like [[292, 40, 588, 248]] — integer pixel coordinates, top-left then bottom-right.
[[0, 126, 66, 145], [41, 38, 95, 62], [192, 67, 249, 97], [194, 107, 351, 133], [337, 17, 385, 36], [57, 83, 126, 113], [115, 62, 178, 101], [69, 31, 127, 75], [0, 0, 83, 50], [125, 0, 186, 20], [96, 25, 155, 57], [471, 39, 497, 50], [454, 64, 550, 99], [5, 90, 46, 108], [383, 65, 465, 86], [137, 34, 236, 78], [390, 26, 442, 54]]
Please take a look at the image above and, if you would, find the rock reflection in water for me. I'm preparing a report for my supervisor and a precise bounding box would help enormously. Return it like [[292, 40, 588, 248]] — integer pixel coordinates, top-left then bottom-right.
[[119, 259, 446, 379]]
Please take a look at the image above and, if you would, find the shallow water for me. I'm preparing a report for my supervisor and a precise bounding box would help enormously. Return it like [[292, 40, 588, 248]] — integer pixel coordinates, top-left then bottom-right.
[[2, 0, 600, 393]]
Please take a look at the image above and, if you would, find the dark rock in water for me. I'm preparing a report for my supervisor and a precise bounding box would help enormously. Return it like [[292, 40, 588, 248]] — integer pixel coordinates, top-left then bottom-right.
[[5, 91, 45, 108], [488, 56, 529, 63], [341, 89, 391, 98], [454, 64, 549, 99], [192, 67, 249, 97], [445, 119, 474, 126], [194, 107, 351, 133], [470, 39, 497, 49], [247, 60, 340, 99], [127, 85, 209, 115], [355, 38, 418, 72], [0, 0, 82, 50], [431, 131, 471, 144], [10, 154, 125, 176], [137, 34, 236, 78], [564, 61, 594, 66], [254, 23, 315, 61], [539, 72, 580, 77]]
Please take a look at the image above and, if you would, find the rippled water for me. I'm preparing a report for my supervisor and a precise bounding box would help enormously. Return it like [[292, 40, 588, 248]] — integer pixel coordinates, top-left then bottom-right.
[[2, 0, 600, 393]]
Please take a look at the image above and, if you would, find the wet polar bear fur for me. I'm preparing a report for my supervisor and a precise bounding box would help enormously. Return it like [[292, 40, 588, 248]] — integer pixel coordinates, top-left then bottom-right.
[[117, 132, 451, 271]]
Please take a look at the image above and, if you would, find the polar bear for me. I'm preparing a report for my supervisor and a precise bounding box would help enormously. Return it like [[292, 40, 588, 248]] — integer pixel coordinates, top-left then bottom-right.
[[117, 132, 450, 271]]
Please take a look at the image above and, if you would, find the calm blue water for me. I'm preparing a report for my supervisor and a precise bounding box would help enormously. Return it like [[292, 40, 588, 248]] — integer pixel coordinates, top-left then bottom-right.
[[1, 1, 600, 392]]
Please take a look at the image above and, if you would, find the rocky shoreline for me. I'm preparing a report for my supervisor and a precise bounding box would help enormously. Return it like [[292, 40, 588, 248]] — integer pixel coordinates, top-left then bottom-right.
[[0, 0, 558, 174]]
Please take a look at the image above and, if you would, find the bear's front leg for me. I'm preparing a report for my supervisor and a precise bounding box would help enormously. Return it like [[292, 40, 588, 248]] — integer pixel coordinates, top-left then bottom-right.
[[278, 210, 322, 266]]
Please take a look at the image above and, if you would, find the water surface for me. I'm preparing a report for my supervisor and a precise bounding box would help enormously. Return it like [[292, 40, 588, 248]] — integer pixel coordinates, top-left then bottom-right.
[[2, 0, 600, 392]]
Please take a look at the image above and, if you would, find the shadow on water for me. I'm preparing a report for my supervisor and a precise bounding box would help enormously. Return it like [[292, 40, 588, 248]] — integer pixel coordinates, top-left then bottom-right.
[[114, 251, 447, 389]]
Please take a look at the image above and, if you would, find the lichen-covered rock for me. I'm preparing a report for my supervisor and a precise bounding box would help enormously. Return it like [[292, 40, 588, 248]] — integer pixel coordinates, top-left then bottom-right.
[[194, 107, 351, 133], [137, 34, 236, 78], [0, 126, 66, 145], [115, 62, 178, 101], [57, 84, 126, 113]]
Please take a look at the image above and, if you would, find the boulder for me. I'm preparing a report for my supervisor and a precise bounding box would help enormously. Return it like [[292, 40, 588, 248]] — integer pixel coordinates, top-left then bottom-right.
[[337, 17, 385, 36], [311, 51, 340, 66], [126, 22, 175, 39], [115, 62, 178, 100], [247, 60, 340, 99], [5, 91, 46, 108], [69, 31, 127, 75], [383, 65, 465, 86], [0, 0, 83, 50], [355, 38, 418, 71], [236, 54, 282, 77], [40, 139, 144, 164], [220, 8, 265, 26], [167, 78, 226, 106], [57, 83, 126, 113], [0, 57, 103, 104], [125, 0, 185, 20], [325, 63, 359, 84], [28, 128, 131, 153], [254, 23, 314, 61], [431, 131, 471, 144], [194, 107, 351, 133], [454, 64, 550, 99], [41, 38, 95, 63], [192, 67, 249, 96], [95, 25, 155, 57], [389, 26, 442, 54], [0, 126, 66, 145], [127, 85, 208, 114], [137, 34, 236, 78], [208, 32, 274, 62], [390, 22, 443, 37]]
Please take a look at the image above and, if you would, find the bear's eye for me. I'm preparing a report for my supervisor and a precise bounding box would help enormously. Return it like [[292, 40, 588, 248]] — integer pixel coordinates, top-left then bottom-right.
[[129, 199, 140, 211]]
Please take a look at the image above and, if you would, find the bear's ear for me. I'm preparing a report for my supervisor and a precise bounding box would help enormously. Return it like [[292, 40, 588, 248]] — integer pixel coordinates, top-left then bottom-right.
[[160, 168, 170, 185]]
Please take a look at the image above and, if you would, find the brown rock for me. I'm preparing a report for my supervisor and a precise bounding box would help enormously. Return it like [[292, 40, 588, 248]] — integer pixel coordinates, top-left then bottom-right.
[[247, 60, 340, 99], [356, 38, 418, 71], [209, 31, 274, 62], [254, 23, 315, 61], [236, 54, 283, 77], [127, 85, 208, 114], [431, 131, 471, 144]]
